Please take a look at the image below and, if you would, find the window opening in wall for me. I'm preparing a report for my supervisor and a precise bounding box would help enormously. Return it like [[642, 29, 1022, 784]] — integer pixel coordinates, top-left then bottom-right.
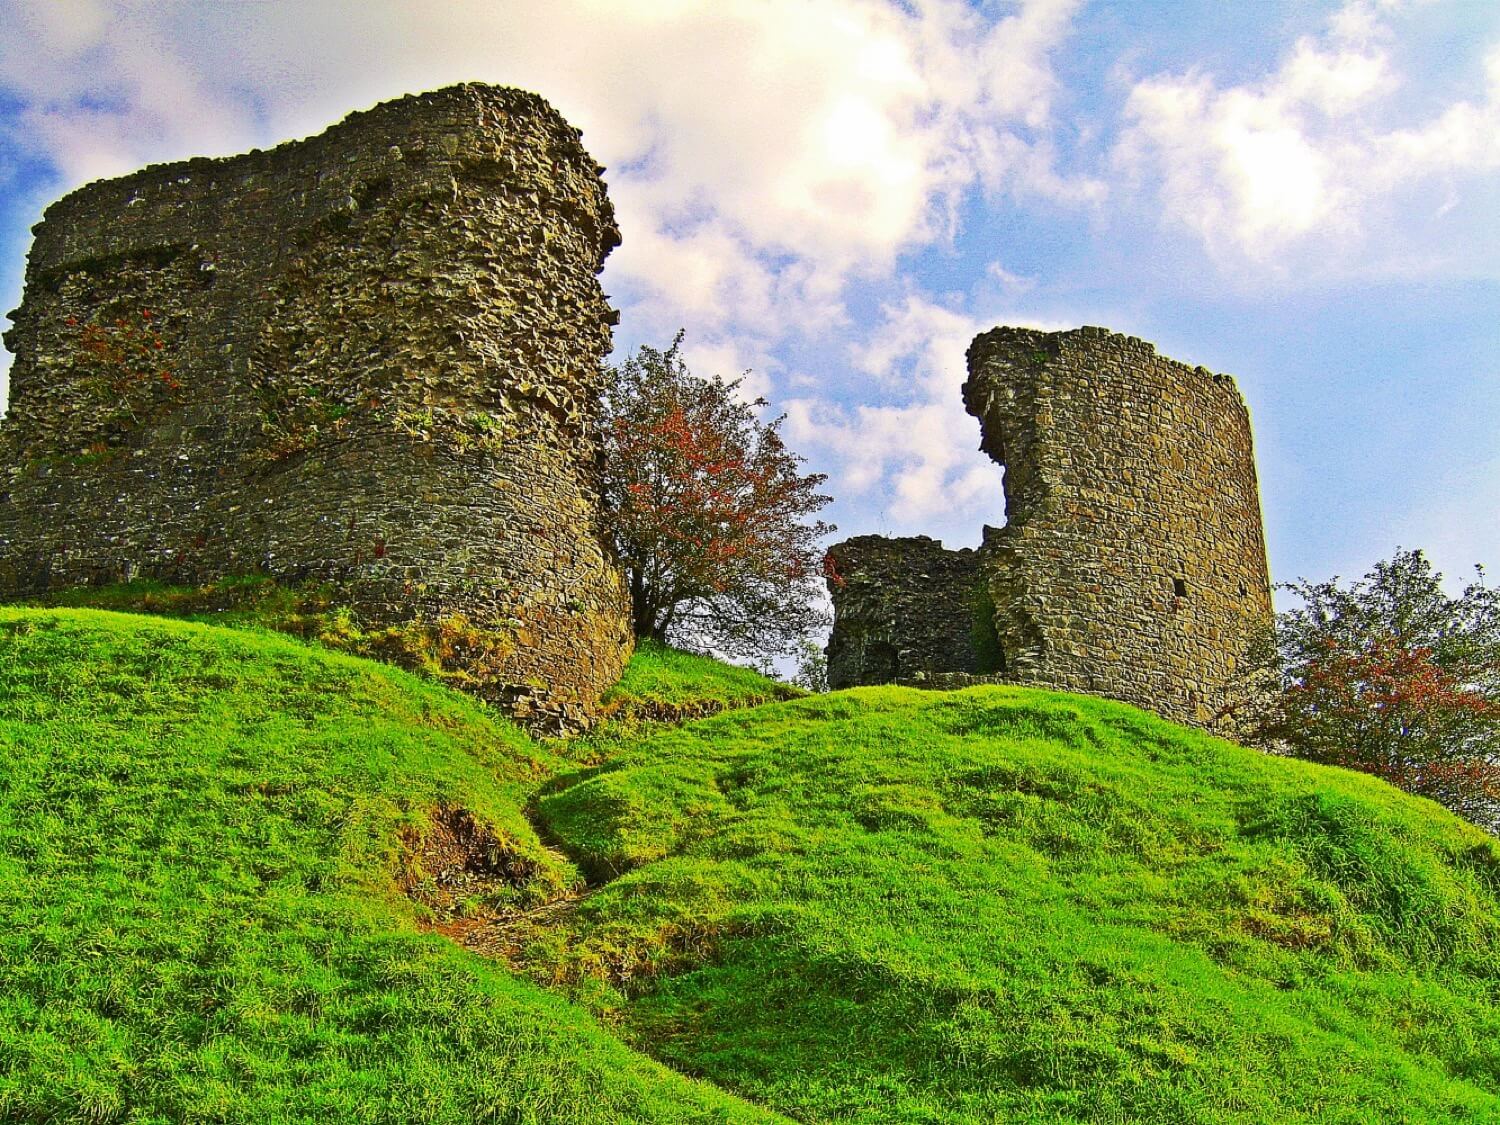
[[1173, 578, 1188, 597]]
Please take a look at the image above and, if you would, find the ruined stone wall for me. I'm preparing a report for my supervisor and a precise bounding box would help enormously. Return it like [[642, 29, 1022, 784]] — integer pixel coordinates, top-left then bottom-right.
[[964, 326, 1272, 724], [0, 83, 632, 726], [826, 535, 996, 690], [827, 325, 1272, 728]]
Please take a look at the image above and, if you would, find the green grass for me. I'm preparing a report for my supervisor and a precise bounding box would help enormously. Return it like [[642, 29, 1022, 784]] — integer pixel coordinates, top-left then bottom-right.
[[2, 605, 1499, 1122], [0, 608, 777, 1123], [26, 575, 311, 623], [521, 694, 1500, 1123], [22, 576, 534, 701], [599, 640, 800, 726], [30, 580, 799, 725]]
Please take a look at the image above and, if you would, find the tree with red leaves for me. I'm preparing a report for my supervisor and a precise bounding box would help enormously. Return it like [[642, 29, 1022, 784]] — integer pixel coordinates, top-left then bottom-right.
[[601, 332, 834, 661], [1233, 549, 1500, 831]]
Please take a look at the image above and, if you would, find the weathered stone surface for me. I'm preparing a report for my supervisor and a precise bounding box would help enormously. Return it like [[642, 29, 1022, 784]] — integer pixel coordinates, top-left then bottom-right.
[[0, 83, 633, 727], [828, 325, 1273, 727], [825, 535, 997, 690]]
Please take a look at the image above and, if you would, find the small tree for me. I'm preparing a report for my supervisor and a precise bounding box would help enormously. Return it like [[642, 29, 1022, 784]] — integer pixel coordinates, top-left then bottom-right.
[[601, 332, 834, 662], [1234, 549, 1500, 830], [791, 637, 830, 693]]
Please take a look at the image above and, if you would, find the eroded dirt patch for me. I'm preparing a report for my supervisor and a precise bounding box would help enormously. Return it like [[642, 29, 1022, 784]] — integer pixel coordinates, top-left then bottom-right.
[[397, 803, 733, 993], [399, 805, 547, 926]]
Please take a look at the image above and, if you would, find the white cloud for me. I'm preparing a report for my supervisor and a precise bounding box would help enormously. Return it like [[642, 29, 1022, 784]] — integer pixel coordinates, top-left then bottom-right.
[[1115, 1, 1500, 272], [784, 295, 1071, 539], [0, 0, 1092, 357], [984, 260, 1038, 297], [0, 3, 260, 186]]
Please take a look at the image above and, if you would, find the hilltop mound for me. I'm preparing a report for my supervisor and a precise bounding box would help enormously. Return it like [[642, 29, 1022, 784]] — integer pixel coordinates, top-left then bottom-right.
[[0, 608, 772, 1122], [1, 607, 1497, 1122]]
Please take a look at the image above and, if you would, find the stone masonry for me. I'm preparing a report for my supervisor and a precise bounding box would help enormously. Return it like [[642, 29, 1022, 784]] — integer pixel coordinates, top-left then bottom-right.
[[828, 326, 1273, 727], [0, 84, 633, 727], [825, 534, 998, 688]]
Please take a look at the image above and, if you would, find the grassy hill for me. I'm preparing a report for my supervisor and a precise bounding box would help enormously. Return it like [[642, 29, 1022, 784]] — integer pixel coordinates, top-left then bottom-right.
[[2, 606, 1498, 1122]]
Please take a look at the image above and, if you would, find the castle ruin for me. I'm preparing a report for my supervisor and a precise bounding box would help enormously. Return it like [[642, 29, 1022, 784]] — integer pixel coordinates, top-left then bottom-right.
[[0, 80, 1275, 731], [827, 326, 1273, 726], [0, 84, 632, 727]]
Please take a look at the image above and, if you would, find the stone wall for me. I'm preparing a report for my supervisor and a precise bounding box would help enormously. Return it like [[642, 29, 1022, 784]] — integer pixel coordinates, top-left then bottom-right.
[[828, 325, 1273, 727], [825, 535, 997, 690], [0, 83, 633, 727]]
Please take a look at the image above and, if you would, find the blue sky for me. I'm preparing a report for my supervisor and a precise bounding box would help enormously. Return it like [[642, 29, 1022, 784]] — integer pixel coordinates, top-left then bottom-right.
[[1, 0, 1497, 598]]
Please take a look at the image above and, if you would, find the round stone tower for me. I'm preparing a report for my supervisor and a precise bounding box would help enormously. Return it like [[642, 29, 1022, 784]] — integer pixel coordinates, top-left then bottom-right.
[[963, 325, 1272, 724], [0, 84, 633, 726]]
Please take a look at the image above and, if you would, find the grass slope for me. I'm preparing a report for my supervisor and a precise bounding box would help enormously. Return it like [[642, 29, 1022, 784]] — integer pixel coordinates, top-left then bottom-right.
[[521, 692, 1500, 1123], [0, 608, 778, 1123], [599, 640, 801, 726], [3, 606, 1499, 1123], [29, 579, 800, 728]]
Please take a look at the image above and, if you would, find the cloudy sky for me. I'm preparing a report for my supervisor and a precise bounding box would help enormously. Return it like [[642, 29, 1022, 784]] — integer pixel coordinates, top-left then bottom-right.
[[1, 0, 1498, 595]]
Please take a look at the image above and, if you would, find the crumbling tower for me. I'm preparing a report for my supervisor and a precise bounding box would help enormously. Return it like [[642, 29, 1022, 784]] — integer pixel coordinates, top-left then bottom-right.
[[828, 325, 1273, 727], [0, 84, 632, 726]]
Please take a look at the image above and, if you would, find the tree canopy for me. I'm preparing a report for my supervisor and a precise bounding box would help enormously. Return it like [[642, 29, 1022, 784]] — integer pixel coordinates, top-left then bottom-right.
[[1231, 549, 1500, 830], [600, 333, 833, 662]]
